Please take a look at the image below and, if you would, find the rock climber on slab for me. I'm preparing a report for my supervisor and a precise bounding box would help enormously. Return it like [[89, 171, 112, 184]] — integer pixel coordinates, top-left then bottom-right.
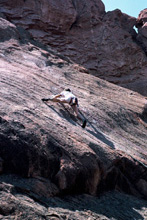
[[42, 89, 87, 128]]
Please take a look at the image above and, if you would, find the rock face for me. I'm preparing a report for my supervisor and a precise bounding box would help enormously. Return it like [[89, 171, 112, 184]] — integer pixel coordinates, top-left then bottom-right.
[[0, 0, 147, 96], [136, 8, 147, 54], [0, 16, 147, 219], [0, 180, 147, 220]]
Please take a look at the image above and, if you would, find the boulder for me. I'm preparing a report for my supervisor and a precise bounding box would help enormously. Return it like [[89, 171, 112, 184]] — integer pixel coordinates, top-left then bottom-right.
[[0, 18, 19, 42]]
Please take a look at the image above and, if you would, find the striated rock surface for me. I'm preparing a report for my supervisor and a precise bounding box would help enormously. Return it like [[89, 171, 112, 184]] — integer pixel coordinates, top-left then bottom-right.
[[0, 0, 147, 96], [0, 179, 147, 220], [136, 8, 147, 54], [0, 17, 147, 219]]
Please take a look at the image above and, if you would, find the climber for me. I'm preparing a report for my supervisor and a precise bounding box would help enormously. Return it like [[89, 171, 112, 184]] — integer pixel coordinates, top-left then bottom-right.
[[42, 88, 87, 128]]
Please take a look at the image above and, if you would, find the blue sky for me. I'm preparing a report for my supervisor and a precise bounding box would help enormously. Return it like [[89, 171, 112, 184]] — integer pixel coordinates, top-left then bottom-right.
[[102, 0, 147, 18]]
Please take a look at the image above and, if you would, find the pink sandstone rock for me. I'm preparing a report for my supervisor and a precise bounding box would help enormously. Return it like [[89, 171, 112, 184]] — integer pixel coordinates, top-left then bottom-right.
[[0, 16, 147, 220], [0, 0, 146, 96]]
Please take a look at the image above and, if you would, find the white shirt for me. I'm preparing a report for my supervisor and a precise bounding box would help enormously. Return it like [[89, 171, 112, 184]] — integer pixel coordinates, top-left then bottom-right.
[[60, 90, 76, 104]]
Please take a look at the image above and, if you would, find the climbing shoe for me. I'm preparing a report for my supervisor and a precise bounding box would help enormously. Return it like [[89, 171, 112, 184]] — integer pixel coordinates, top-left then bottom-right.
[[82, 120, 87, 128], [42, 98, 50, 102]]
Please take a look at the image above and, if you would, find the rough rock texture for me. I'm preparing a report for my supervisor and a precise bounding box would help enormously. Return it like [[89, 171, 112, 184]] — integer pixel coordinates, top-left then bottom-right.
[[136, 8, 147, 54], [0, 178, 147, 220], [0, 0, 147, 96], [0, 17, 147, 219]]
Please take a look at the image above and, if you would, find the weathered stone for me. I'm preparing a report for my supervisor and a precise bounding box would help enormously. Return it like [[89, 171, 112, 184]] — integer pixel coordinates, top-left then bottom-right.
[[0, 180, 146, 220], [0, 17, 147, 197], [0, 0, 146, 95], [0, 17, 19, 42], [0, 14, 147, 220], [136, 8, 147, 54]]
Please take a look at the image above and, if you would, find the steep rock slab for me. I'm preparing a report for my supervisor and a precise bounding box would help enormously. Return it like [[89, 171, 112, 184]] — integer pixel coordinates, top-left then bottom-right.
[[0, 0, 147, 96], [0, 18, 147, 199]]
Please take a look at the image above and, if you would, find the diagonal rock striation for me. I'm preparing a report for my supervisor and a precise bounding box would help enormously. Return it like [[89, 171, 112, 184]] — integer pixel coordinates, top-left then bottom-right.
[[0, 0, 146, 95], [0, 16, 147, 219]]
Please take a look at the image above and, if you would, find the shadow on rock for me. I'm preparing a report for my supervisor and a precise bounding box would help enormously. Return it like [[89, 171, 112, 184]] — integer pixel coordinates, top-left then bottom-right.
[[87, 127, 115, 149], [45, 192, 146, 220], [45, 101, 115, 149], [44, 102, 80, 126], [79, 110, 115, 149]]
